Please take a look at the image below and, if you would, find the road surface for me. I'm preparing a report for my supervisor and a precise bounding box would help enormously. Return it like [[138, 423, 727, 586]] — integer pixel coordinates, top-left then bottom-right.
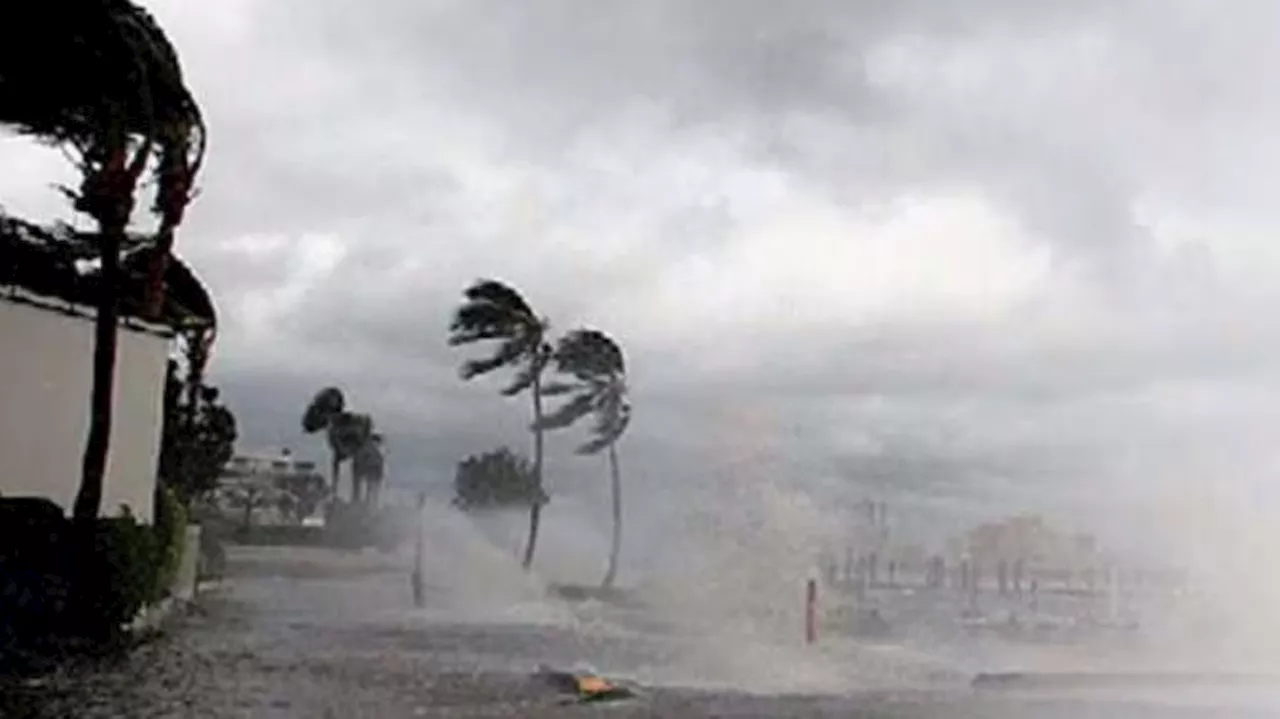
[[2, 543, 1279, 717]]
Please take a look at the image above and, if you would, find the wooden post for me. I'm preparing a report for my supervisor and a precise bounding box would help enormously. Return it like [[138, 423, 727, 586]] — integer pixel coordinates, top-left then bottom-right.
[[805, 578, 818, 644]]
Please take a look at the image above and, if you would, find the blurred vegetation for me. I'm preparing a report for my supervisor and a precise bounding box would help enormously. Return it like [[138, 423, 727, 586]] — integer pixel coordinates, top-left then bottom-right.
[[453, 446, 548, 511]]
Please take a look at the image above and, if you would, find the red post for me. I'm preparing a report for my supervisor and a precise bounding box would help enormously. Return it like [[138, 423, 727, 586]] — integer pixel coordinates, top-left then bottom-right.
[[805, 578, 818, 644]]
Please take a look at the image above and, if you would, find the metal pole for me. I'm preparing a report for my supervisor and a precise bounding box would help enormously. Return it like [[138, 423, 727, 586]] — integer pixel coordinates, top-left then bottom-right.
[[411, 491, 426, 608], [805, 578, 818, 644]]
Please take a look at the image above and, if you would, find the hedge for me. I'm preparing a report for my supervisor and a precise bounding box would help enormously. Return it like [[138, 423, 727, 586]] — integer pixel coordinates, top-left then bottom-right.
[[151, 485, 187, 603], [75, 513, 161, 634], [1, 488, 191, 645]]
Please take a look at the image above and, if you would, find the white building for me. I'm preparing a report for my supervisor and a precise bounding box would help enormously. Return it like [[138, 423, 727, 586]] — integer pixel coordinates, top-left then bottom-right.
[[0, 288, 172, 523], [215, 449, 326, 525], [222, 450, 319, 481], [0, 215, 217, 524]]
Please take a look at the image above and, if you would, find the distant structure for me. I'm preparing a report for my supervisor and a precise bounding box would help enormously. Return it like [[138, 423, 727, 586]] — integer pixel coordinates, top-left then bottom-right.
[[213, 448, 325, 526], [949, 514, 1104, 592], [829, 499, 926, 590], [222, 448, 318, 480]]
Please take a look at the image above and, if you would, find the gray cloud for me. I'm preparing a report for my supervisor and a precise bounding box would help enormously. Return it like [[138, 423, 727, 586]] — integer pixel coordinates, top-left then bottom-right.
[[7, 0, 1280, 563]]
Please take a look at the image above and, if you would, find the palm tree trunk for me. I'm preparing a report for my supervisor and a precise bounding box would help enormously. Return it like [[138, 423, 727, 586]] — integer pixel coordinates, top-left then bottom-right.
[[241, 493, 255, 531], [602, 442, 622, 589], [521, 370, 545, 570], [331, 453, 341, 503], [72, 229, 123, 523]]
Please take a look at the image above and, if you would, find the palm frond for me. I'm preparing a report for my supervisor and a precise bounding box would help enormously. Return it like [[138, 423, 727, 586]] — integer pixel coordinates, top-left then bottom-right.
[[501, 361, 537, 397], [328, 412, 372, 460], [302, 387, 345, 433], [460, 337, 530, 380], [539, 328, 631, 448], [554, 328, 625, 381], [447, 324, 513, 346], [0, 1, 201, 143], [576, 435, 613, 456], [534, 392, 596, 431], [462, 279, 535, 318], [540, 381, 582, 397], [451, 280, 548, 395], [577, 402, 631, 455], [448, 303, 525, 345], [500, 345, 551, 396]]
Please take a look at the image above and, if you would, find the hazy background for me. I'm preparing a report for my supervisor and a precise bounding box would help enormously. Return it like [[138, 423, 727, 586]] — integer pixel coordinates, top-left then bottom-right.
[[5, 1, 1280, 617]]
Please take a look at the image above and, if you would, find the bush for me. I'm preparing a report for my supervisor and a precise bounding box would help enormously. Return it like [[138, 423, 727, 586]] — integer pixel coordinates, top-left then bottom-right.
[[74, 513, 161, 635], [151, 485, 187, 602], [0, 498, 74, 645], [0, 496, 186, 646]]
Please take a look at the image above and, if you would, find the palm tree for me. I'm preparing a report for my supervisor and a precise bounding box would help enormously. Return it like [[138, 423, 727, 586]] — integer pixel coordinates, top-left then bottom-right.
[[332, 413, 374, 503], [352, 433, 385, 507], [1, 0, 205, 524], [302, 388, 373, 503], [449, 279, 551, 570], [538, 329, 631, 588]]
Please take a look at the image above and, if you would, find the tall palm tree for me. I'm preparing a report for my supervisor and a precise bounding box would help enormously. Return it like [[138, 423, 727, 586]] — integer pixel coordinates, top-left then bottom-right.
[[449, 279, 551, 570], [538, 329, 631, 588], [1, 0, 205, 524], [302, 388, 372, 503]]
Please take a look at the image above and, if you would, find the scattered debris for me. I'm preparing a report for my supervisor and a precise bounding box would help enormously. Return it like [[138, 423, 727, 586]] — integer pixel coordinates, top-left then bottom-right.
[[536, 665, 637, 704]]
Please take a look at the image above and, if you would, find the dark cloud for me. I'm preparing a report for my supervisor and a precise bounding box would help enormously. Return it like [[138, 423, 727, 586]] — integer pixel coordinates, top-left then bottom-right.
[[7, 0, 1280, 557]]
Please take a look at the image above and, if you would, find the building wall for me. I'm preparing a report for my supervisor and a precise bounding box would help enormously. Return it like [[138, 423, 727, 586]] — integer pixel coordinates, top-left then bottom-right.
[[0, 295, 169, 522]]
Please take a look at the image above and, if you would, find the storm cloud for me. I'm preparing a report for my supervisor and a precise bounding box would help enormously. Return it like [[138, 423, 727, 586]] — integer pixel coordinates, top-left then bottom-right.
[[6, 0, 1280, 565]]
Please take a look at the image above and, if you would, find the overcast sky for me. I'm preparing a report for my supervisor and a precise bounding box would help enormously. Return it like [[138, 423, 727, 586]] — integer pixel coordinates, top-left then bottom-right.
[[6, 0, 1280, 564]]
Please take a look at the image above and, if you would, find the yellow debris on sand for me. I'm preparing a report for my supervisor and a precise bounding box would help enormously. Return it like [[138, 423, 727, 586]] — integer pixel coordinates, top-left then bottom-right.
[[575, 675, 615, 695]]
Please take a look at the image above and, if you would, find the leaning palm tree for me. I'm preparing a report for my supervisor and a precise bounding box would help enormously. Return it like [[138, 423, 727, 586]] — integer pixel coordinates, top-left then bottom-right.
[[302, 388, 373, 503], [449, 279, 551, 570], [537, 329, 631, 588], [1, 0, 206, 523]]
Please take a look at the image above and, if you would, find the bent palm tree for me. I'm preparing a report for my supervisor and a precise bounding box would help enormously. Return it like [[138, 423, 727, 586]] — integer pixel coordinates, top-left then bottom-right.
[[1, 0, 205, 523], [538, 329, 631, 588], [449, 279, 551, 570]]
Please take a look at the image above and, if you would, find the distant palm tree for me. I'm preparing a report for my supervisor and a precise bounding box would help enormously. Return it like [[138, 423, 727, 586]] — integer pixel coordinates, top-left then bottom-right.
[[538, 329, 631, 588], [332, 412, 374, 503], [302, 388, 373, 503], [449, 279, 551, 570], [353, 433, 385, 507]]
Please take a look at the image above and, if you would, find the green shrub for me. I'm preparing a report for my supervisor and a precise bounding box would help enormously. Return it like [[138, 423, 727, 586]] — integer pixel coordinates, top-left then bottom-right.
[[151, 485, 187, 602], [75, 512, 161, 635], [2, 498, 185, 643]]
